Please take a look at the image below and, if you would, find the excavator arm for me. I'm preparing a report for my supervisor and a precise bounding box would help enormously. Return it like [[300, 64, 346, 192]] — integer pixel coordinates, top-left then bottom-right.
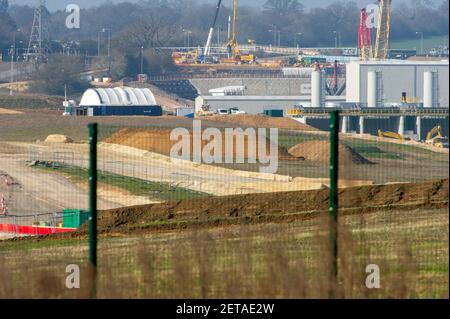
[[378, 129, 404, 140], [426, 125, 443, 141]]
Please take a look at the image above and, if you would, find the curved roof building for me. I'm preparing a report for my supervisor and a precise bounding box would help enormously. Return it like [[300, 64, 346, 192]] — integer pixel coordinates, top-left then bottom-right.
[[79, 87, 157, 106]]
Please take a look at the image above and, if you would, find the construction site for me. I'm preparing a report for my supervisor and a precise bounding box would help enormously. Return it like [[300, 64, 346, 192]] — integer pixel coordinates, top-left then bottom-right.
[[0, 0, 448, 300]]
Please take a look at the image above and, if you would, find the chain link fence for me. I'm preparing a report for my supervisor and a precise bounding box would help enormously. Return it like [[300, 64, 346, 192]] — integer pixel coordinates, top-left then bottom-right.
[[0, 114, 448, 298]]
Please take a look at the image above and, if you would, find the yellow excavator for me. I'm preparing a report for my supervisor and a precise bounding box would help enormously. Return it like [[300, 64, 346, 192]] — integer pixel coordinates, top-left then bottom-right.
[[425, 125, 449, 148], [378, 129, 405, 140]]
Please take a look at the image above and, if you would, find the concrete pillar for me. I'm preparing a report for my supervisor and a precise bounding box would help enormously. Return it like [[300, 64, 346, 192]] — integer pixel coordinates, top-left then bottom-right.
[[398, 116, 405, 136], [311, 69, 323, 108], [416, 116, 422, 141], [341, 116, 349, 133], [359, 116, 365, 134], [367, 70, 378, 108], [423, 71, 434, 108]]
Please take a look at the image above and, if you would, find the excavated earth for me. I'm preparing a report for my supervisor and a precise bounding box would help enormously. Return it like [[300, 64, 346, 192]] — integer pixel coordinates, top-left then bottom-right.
[[205, 114, 319, 131], [90, 179, 448, 235], [5, 179, 448, 241], [288, 140, 373, 165], [104, 127, 295, 160]]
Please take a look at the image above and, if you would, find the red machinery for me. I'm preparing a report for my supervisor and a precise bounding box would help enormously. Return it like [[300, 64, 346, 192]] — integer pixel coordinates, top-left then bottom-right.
[[358, 8, 373, 60]]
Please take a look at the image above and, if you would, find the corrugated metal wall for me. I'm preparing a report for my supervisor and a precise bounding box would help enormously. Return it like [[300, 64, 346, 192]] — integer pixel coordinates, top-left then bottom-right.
[[87, 105, 162, 116]]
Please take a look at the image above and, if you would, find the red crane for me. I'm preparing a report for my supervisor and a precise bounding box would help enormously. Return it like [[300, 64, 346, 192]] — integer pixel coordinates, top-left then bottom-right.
[[358, 8, 373, 60]]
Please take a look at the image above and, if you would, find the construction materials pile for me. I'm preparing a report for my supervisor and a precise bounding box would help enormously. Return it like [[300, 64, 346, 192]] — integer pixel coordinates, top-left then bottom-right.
[[288, 140, 372, 165], [0, 108, 23, 115], [205, 114, 318, 131], [44, 135, 73, 143]]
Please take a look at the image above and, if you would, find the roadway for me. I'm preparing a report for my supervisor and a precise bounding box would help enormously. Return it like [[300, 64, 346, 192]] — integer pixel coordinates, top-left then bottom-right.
[[0, 62, 32, 82]]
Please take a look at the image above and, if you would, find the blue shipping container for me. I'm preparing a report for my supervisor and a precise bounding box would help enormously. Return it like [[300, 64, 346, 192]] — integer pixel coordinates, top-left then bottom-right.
[[87, 105, 162, 116]]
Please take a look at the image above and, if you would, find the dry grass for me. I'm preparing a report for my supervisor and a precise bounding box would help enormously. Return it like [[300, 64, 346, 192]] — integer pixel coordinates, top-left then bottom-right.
[[0, 208, 448, 299]]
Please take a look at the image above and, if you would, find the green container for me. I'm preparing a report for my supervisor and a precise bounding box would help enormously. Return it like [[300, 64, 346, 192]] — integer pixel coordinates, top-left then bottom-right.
[[63, 209, 90, 228], [264, 109, 284, 117]]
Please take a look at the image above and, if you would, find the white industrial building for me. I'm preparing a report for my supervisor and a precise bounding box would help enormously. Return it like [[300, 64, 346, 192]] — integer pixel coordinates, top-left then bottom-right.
[[193, 60, 449, 117], [67, 87, 162, 116], [195, 95, 346, 114], [346, 60, 449, 107], [79, 87, 157, 106]]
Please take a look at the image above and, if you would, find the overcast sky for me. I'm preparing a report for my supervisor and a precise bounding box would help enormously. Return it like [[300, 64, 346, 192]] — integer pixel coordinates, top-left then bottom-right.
[[8, 0, 442, 11]]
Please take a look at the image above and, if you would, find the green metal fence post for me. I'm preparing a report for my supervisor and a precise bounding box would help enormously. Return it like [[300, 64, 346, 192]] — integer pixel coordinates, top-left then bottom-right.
[[329, 110, 339, 297], [88, 123, 98, 297]]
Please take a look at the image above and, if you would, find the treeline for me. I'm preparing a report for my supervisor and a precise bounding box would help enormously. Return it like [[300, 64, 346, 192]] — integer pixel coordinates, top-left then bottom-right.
[[0, 0, 448, 95], [2, 0, 449, 54]]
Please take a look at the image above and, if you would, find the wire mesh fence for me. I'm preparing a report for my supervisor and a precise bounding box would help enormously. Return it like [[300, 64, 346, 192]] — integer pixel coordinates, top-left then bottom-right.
[[0, 113, 448, 298]]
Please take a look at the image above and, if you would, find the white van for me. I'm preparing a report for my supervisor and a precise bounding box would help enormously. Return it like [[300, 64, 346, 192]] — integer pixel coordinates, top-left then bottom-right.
[[217, 109, 229, 115]]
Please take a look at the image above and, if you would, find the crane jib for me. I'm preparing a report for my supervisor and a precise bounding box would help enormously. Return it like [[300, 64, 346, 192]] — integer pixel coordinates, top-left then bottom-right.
[[203, 0, 223, 58], [212, 0, 223, 27]]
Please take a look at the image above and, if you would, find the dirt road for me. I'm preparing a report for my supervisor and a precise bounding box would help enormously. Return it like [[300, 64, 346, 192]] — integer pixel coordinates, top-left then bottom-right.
[[0, 140, 372, 225], [7, 141, 372, 195], [0, 153, 121, 224]]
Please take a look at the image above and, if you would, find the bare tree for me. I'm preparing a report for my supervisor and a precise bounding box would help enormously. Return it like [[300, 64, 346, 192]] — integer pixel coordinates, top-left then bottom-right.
[[263, 0, 304, 17], [118, 11, 179, 51], [0, 0, 8, 12]]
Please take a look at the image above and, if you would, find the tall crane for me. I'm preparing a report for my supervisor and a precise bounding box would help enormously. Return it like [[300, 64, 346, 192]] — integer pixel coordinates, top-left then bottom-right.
[[203, 0, 223, 59], [225, 0, 254, 63], [374, 0, 392, 60], [358, 8, 373, 60], [227, 0, 239, 58]]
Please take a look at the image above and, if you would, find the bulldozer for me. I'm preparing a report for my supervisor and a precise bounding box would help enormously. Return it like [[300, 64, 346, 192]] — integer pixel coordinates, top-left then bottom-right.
[[425, 125, 449, 148], [378, 129, 406, 141]]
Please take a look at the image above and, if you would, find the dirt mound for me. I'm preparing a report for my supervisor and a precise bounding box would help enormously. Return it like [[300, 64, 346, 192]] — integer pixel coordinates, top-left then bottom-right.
[[288, 140, 372, 165], [90, 179, 448, 234], [206, 114, 318, 131], [0, 108, 22, 114], [104, 128, 294, 160], [44, 134, 73, 143]]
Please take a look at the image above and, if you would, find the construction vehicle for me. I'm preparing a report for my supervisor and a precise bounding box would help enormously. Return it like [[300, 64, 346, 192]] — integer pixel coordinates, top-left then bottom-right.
[[222, 0, 255, 64], [425, 125, 449, 148], [172, 50, 199, 65], [358, 8, 373, 60], [287, 106, 304, 116], [378, 129, 406, 140], [374, 0, 392, 59], [196, 104, 215, 117], [199, 0, 223, 63], [358, 0, 391, 60]]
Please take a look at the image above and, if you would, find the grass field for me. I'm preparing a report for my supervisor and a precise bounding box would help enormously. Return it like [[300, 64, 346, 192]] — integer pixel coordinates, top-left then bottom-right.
[[33, 163, 209, 201], [218, 131, 449, 183], [0, 207, 447, 298], [390, 35, 449, 52]]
